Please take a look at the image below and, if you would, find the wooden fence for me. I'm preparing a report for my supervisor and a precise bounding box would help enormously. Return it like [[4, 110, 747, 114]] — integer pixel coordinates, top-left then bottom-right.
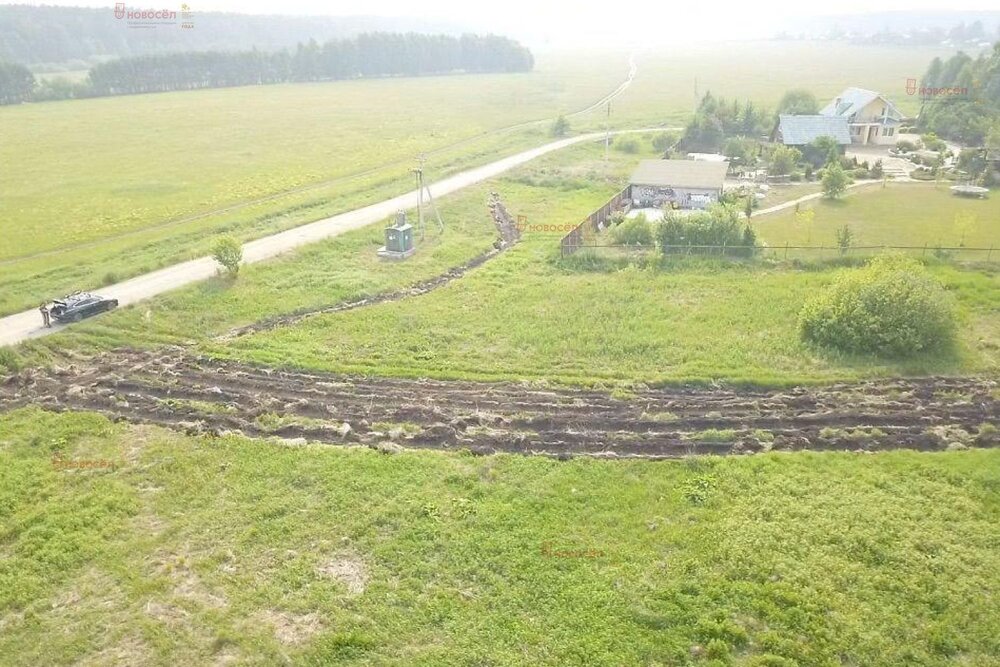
[[559, 185, 632, 257]]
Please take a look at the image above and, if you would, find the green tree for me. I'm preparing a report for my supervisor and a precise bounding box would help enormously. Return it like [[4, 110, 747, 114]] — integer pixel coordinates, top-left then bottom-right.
[[776, 89, 819, 115], [651, 131, 678, 157], [550, 115, 570, 138], [769, 145, 801, 175], [822, 161, 850, 198], [212, 237, 243, 276], [802, 135, 842, 168], [835, 224, 853, 254]]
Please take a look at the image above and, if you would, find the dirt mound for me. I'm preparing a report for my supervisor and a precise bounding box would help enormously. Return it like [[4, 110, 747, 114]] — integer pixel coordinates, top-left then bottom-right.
[[2, 348, 998, 458]]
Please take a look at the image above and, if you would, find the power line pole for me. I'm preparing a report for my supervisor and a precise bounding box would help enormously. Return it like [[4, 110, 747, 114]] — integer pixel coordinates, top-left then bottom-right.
[[605, 100, 611, 162], [411, 152, 443, 240], [413, 153, 426, 240]]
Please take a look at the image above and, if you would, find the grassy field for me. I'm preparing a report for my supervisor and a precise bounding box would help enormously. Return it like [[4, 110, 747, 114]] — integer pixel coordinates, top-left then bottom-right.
[[1, 42, 950, 316], [1, 407, 998, 666], [0, 52, 628, 315], [614, 42, 952, 126], [12, 140, 647, 361], [213, 249, 1000, 385], [757, 182, 1000, 252], [12, 139, 999, 386]]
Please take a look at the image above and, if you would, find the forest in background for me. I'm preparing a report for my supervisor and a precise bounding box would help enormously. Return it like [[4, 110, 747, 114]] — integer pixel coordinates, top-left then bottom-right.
[[0, 32, 534, 103], [919, 43, 1000, 144], [0, 4, 458, 67]]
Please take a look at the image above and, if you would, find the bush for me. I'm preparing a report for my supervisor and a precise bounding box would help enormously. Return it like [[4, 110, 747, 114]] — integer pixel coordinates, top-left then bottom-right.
[[614, 138, 640, 154], [798, 254, 956, 358], [212, 237, 243, 276], [921, 132, 946, 152], [822, 161, 850, 198], [611, 215, 654, 246], [895, 139, 919, 153], [656, 205, 757, 257], [651, 131, 679, 156], [0, 348, 20, 374]]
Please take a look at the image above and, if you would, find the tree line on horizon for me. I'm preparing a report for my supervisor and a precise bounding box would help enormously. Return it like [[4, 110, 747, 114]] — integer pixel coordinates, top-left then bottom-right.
[[0, 32, 534, 104], [0, 4, 455, 66], [918, 43, 1000, 145]]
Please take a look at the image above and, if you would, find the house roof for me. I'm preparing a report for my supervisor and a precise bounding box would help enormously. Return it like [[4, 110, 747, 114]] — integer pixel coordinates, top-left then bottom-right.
[[777, 114, 851, 145], [820, 87, 902, 121], [630, 159, 728, 190]]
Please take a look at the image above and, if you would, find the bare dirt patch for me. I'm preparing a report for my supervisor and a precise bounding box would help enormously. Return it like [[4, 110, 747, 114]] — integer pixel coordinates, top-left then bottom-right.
[[254, 610, 324, 645], [316, 553, 368, 595], [2, 347, 998, 458]]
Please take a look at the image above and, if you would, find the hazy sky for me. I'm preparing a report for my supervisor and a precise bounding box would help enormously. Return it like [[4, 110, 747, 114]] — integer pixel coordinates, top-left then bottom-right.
[[4, 0, 999, 46]]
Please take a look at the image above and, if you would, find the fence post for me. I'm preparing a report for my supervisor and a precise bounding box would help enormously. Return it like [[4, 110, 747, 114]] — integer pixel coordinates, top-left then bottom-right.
[[784, 242, 788, 260], [922, 244, 927, 257], [989, 246, 994, 262]]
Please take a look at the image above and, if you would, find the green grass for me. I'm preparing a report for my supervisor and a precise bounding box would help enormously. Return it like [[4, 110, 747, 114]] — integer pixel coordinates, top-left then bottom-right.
[[211, 250, 999, 385], [1, 408, 998, 666], [2, 42, 949, 316], [16, 140, 646, 359], [0, 52, 627, 315], [613, 42, 952, 127], [19, 140, 1000, 387], [757, 182, 1000, 251]]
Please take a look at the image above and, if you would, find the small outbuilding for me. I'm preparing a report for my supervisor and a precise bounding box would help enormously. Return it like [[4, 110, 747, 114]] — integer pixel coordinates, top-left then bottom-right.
[[629, 159, 728, 210]]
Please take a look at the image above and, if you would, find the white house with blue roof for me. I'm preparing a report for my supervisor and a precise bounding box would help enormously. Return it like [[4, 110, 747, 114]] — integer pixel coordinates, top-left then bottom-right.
[[820, 87, 904, 146]]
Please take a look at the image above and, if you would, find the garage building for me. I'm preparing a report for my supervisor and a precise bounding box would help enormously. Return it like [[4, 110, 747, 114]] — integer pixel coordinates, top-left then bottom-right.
[[629, 159, 728, 210]]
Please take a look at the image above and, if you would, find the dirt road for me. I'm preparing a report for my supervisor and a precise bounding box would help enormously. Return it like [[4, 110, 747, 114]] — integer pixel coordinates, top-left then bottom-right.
[[3, 348, 996, 458], [0, 128, 664, 348]]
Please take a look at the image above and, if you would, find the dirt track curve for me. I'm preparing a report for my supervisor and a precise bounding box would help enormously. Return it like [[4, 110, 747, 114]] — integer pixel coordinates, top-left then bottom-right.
[[3, 348, 997, 459]]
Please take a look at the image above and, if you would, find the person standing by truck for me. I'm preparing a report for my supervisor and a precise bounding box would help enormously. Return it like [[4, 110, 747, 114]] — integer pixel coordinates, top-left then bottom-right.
[[39, 302, 51, 328]]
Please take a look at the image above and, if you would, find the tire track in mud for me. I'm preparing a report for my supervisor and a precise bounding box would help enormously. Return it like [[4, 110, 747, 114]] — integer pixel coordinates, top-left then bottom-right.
[[3, 348, 998, 459]]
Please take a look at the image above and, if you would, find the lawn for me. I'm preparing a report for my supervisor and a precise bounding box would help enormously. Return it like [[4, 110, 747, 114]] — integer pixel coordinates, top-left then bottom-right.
[[757, 182, 1000, 254], [1, 408, 998, 666]]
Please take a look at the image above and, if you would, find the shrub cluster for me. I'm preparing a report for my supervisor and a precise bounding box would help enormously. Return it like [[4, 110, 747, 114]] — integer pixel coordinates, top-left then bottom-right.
[[655, 205, 757, 257], [611, 215, 655, 246], [798, 254, 956, 358]]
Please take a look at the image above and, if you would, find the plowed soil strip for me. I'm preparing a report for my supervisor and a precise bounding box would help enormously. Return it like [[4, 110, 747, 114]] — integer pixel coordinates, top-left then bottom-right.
[[2, 348, 997, 458]]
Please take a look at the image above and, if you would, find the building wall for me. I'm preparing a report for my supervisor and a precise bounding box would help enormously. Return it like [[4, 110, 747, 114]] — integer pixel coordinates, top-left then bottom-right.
[[631, 184, 720, 210], [848, 122, 899, 145], [855, 97, 902, 124]]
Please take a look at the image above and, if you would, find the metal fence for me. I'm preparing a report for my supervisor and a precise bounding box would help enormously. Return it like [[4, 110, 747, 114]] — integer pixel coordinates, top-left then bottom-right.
[[559, 185, 632, 256], [559, 242, 999, 264]]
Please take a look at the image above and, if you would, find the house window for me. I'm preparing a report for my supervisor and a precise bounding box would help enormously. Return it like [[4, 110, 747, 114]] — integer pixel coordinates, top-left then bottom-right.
[[885, 127, 894, 137]]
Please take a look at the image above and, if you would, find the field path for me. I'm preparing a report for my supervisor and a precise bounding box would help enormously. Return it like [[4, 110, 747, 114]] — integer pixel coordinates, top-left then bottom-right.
[[752, 180, 886, 218], [0, 128, 665, 347]]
